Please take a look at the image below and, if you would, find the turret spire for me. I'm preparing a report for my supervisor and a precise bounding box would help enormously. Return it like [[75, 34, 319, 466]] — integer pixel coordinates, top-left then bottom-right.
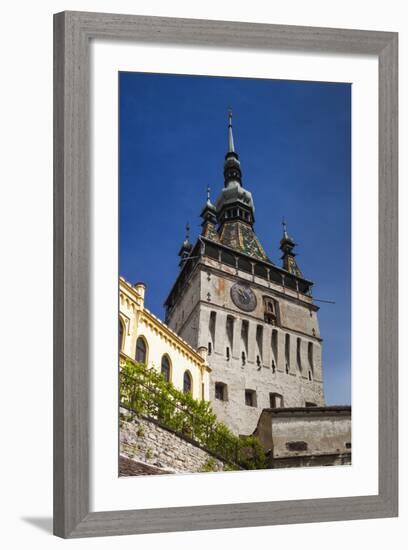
[[280, 219, 303, 277], [178, 222, 193, 268], [200, 186, 218, 240]]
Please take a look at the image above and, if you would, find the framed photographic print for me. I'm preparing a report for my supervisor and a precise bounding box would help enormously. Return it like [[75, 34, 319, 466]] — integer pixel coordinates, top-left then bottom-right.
[[54, 11, 398, 538]]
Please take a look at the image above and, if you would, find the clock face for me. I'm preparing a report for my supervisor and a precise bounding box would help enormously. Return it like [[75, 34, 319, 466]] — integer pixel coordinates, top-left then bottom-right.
[[230, 283, 257, 312]]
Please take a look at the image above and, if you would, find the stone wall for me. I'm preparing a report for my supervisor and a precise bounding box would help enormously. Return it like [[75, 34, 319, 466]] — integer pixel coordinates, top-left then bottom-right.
[[254, 406, 352, 468], [120, 411, 226, 475]]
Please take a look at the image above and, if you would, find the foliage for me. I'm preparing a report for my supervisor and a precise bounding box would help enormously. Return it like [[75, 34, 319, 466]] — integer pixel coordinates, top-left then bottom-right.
[[200, 457, 219, 473], [120, 359, 267, 470]]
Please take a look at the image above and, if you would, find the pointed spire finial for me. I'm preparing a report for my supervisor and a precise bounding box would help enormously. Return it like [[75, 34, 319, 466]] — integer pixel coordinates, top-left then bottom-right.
[[228, 108, 235, 153], [207, 185, 211, 202], [185, 222, 190, 242], [282, 217, 289, 239]]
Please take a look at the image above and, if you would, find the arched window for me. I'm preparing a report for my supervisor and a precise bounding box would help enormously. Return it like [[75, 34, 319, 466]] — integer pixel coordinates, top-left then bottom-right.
[[264, 297, 280, 326], [161, 355, 171, 383], [135, 336, 147, 364], [183, 370, 192, 394], [119, 319, 124, 351]]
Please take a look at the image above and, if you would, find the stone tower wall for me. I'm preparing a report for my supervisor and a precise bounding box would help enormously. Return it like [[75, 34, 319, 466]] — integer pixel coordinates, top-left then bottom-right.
[[167, 258, 325, 435]]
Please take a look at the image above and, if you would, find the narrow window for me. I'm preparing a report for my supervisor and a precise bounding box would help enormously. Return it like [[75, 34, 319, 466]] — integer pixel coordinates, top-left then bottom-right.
[[256, 325, 263, 361], [215, 382, 227, 401], [209, 311, 216, 351], [119, 319, 124, 351], [308, 342, 314, 372], [285, 334, 290, 372], [271, 329, 278, 367], [308, 370, 312, 381], [272, 360, 276, 373], [226, 347, 230, 361], [183, 371, 192, 394], [208, 342, 212, 356], [269, 392, 284, 408], [135, 336, 147, 364], [256, 355, 261, 367], [161, 355, 171, 383], [245, 389, 257, 407], [226, 315, 234, 350], [241, 320, 249, 355], [296, 338, 302, 371], [241, 351, 246, 366], [305, 401, 317, 407], [286, 441, 308, 452]]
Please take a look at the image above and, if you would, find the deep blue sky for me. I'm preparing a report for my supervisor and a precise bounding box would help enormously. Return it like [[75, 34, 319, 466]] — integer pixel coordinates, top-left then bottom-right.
[[119, 72, 351, 406]]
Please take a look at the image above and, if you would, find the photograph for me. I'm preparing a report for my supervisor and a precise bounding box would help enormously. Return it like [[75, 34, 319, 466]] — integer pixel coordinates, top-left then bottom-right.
[[118, 71, 352, 476]]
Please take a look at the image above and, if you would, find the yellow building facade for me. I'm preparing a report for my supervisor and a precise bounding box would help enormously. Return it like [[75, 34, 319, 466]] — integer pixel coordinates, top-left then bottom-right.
[[119, 277, 211, 401]]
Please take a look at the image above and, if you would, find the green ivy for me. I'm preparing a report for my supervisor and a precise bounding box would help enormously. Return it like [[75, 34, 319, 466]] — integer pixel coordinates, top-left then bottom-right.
[[120, 359, 267, 470]]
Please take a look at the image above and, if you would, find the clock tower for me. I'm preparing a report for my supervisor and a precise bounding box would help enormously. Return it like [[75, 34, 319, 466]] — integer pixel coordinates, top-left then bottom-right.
[[164, 112, 325, 435]]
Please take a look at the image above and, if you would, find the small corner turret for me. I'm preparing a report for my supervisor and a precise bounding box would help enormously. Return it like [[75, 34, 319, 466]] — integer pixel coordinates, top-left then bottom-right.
[[280, 219, 303, 278], [178, 223, 193, 268], [200, 186, 218, 241]]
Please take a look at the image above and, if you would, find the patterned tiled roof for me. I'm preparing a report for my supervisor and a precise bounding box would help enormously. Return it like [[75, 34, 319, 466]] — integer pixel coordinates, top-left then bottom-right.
[[218, 220, 269, 261], [202, 222, 219, 242]]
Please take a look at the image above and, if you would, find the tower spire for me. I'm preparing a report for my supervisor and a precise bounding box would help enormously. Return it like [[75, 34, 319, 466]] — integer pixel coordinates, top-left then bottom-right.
[[223, 109, 242, 187], [228, 109, 235, 153], [282, 217, 289, 239]]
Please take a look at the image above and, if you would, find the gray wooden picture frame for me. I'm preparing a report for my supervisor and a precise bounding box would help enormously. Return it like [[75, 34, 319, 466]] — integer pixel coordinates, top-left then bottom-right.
[[53, 11, 398, 538]]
